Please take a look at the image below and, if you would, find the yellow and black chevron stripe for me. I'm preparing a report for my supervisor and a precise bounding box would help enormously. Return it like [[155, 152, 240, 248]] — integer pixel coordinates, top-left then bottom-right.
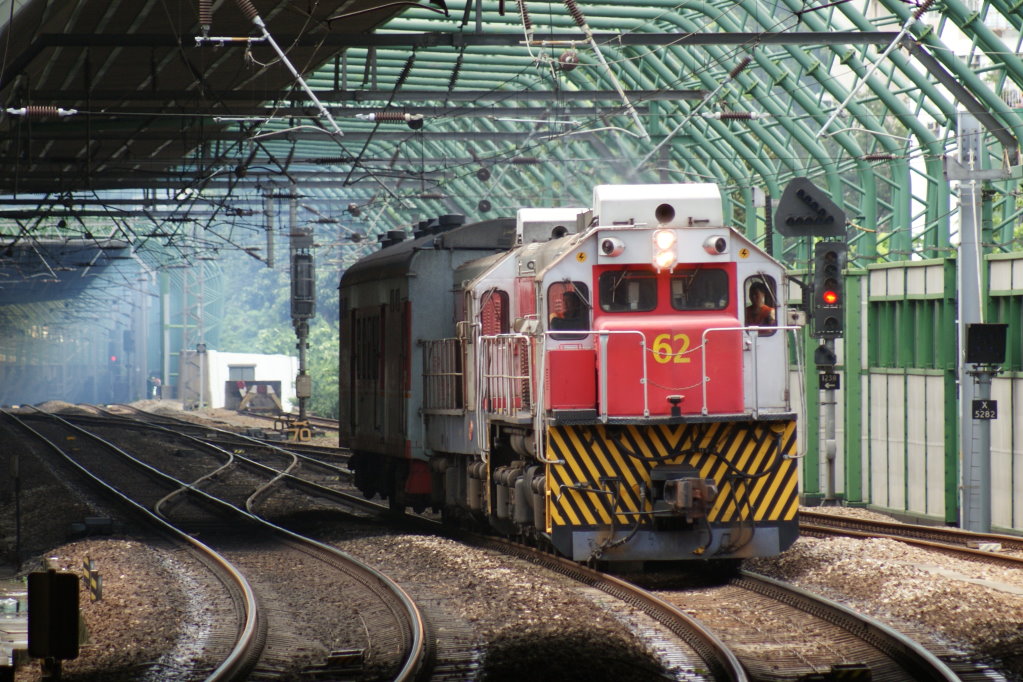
[[545, 420, 798, 531]]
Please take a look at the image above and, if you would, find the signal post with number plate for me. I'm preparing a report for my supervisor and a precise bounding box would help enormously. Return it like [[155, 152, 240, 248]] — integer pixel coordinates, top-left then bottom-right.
[[775, 177, 850, 505]]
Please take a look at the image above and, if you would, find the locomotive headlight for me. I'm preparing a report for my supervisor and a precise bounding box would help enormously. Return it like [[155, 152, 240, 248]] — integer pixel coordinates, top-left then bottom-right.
[[601, 237, 626, 257], [702, 235, 728, 255], [652, 229, 677, 271], [653, 229, 676, 250]]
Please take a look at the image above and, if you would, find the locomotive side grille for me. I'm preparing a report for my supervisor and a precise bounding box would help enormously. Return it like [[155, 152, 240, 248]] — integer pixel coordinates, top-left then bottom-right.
[[546, 421, 798, 528], [422, 338, 463, 410]]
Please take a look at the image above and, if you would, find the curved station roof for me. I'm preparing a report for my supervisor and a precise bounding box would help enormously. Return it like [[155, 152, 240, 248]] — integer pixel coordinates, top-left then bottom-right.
[[0, 0, 1021, 322]]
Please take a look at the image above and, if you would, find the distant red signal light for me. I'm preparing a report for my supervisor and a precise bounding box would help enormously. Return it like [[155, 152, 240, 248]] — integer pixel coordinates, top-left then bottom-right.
[[109, 355, 118, 363], [822, 290, 839, 305]]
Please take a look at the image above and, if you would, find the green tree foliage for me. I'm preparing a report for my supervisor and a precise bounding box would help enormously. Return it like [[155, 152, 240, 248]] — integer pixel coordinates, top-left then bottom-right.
[[215, 249, 341, 418]]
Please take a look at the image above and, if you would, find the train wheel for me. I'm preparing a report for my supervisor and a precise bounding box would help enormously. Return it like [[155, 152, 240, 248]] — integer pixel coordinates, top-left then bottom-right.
[[388, 493, 406, 513]]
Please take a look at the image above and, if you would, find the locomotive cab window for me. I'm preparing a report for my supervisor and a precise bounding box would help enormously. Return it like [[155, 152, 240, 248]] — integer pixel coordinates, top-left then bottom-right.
[[744, 276, 778, 336], [479, 289, 510, 335], [598, 270, 657, 312], [670, 268, 728, 310], [548, 281, 590, 339]]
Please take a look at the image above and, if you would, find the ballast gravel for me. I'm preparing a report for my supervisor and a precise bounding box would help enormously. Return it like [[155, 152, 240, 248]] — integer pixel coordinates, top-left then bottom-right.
[[3, 402, 1023, 679]]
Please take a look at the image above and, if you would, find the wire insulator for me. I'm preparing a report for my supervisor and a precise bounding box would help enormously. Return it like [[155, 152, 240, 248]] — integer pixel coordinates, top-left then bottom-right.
[[517, 0, 533, 32], [729, 56, 753, 80], [233, 0, 260, 22], [5, 105, 78, 118], [395, 55, 415, 90], [718, 111, 754, 120], [912, 0, 934, 21], [198, 0, 212, 31], [28, 105, 60, 117], [371, 111, 408, 122], [28, 105, 61, 117], [863, 153, 897, 161], [357, 111, 425, 128], [448, 51, 464, 91], [563, 0, 587, 29]]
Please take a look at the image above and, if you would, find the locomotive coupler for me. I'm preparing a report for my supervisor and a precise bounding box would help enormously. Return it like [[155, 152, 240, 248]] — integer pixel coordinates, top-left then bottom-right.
[[662, 478, 718, 522], [650, 465, 718, 523]]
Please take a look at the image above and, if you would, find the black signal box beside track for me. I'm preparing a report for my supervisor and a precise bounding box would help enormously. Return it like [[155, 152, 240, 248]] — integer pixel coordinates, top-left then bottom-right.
[[28, 570, 79, 660]]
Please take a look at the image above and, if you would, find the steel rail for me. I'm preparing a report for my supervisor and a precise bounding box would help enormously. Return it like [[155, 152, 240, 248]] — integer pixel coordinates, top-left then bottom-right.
[[91, 404, 350, 473], [440, 532, 748, 681], [10, 408, 429, 681], [69, 406, 427, 679], [801, 510, 1023, 551], [738, 571, 959, 681], [801, 512, 1023, 567], [1, 408, 263, 682]]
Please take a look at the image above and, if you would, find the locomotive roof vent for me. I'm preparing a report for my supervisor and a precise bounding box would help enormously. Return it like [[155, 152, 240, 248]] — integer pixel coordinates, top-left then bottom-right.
[[413, 220, 431, 239], [379, 229, 407, 247], [436, 214, 465, 233]]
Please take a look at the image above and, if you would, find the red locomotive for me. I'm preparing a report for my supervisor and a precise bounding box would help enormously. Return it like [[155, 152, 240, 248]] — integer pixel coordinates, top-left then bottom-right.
[[340, 183, 799, 564]]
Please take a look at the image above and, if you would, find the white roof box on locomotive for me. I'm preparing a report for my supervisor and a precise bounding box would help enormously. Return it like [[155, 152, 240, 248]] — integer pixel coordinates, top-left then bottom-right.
[[594, 183, 723, 228], [516, 206, 587, 244]]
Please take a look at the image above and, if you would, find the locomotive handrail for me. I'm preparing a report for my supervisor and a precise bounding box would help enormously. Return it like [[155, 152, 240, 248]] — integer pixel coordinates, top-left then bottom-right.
[[540, 329, 649, 424], [539, 325, 797, 421], [595, 329, 649, 423], [477, 334, 534, 463], [700, 324, 799, 417]]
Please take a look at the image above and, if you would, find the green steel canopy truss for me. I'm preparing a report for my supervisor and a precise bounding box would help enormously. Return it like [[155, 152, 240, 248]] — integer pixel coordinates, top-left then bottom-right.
[[1, 0, 1022, 301]]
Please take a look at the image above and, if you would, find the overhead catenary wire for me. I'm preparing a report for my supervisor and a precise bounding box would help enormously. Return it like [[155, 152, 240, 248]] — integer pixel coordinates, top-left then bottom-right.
[[561, 0, 649, 140], [631, 53, 755, 174], [815, 0, 935, 138]]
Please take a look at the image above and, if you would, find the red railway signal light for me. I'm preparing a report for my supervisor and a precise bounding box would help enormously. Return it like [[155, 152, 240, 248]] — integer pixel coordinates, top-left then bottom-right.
[[813, 241, 846, 339]]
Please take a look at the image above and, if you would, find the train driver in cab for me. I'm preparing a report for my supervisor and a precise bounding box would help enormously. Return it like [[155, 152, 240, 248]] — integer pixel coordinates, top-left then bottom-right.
[[549, 283, 589, 332], [745, 280, 776, 330]]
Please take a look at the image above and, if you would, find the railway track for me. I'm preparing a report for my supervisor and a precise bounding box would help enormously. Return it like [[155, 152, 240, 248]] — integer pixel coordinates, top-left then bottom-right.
[[2, 407, 261, 681], [83, 408, 731, 677], [101, 402, 350, 467], [801, 509, 1023, 567], [16, 406, 725, 678], [5, 405, 988, 680], [473, 536, 746, 680], [446, 530, 969, 680], [220, 407, 340, 434], [3, 407, 428, 681], [625, 565, 964, 681]]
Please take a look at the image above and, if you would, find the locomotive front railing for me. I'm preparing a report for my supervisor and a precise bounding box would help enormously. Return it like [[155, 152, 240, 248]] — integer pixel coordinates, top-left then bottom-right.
[[479, 333, 533, 418], [595, 330, 649, 423], [537, 325, 797, 421], [700, 325, 799, 417], [540, 329, 649, 423]]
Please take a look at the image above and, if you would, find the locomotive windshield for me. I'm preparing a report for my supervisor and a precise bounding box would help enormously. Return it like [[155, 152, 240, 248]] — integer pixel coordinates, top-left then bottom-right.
[[670, 268, 729, 310], [598, 270, 657, 312]]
